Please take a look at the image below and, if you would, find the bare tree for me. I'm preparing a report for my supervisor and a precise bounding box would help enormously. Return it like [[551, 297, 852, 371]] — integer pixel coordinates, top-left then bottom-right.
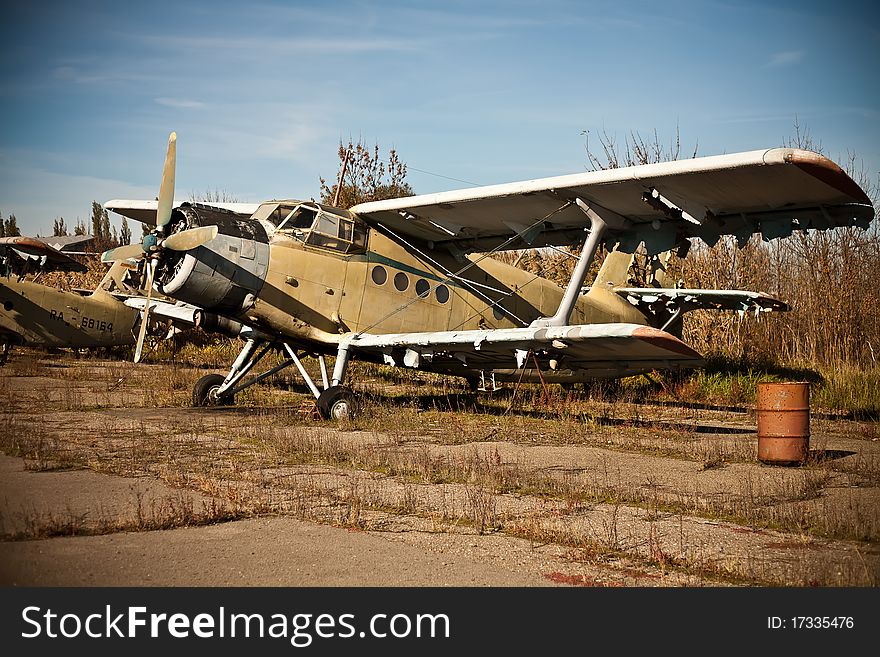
[[190, 189, 240, 203], [582, 124, 698, 170], [319, 138, 413, 209]]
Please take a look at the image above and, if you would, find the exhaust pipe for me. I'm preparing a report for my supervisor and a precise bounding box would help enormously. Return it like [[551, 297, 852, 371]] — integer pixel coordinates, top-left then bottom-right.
[[195, 310, 244, 338]]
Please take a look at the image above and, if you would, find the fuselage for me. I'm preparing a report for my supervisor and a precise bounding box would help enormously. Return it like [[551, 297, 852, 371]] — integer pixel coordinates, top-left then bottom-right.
[[0, 279, 138, 348], [154, 200, 649, 352], [252, 225, 646, 339]]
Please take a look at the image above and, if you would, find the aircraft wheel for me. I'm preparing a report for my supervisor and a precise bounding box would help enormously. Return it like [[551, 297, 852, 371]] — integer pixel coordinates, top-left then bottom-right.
[[317, 385, 357, 420], [192, 374, 235, 407]]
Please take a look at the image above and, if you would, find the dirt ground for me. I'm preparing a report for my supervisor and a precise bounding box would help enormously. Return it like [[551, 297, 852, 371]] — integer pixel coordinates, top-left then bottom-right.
[[1, 349, 878, 587]]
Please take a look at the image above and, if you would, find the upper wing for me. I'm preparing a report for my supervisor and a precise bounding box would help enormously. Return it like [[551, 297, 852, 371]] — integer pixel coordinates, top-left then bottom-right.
[[0, 236, 88, 273], [352, 148, 874, 254], [346, 323, 703, 379], [104, 200, 262, 225]]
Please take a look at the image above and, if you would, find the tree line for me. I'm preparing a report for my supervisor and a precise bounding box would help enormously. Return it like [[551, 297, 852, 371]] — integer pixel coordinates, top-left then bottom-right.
[[0, 212, 20, 237], [1, 201, 132, 250], [51, 201, 132, 249]]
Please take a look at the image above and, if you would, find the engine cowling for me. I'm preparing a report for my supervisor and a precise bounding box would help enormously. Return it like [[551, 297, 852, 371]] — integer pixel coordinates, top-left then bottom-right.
[[154, 203, 270, 314]]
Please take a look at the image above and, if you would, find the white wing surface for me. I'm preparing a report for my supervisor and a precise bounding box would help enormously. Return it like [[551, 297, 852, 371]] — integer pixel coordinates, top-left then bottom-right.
[[347, 323, 703, 380], [352, 148, 874, 254]]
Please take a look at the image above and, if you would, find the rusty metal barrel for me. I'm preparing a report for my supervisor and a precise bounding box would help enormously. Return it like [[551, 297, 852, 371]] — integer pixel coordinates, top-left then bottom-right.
[[756, 382, 810, 466]]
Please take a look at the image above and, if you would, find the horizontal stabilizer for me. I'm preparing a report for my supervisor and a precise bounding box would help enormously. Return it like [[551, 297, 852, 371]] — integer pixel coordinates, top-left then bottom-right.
[[0, 237, 88, 273], [615, 288, 789, 314]]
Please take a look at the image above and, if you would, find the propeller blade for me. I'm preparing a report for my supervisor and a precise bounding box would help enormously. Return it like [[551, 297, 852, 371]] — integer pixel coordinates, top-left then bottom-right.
[[156, 132, 177, 230], [133, 260, 156, 364], [101, 242, 145, 263], [162, 225, 218, 251]]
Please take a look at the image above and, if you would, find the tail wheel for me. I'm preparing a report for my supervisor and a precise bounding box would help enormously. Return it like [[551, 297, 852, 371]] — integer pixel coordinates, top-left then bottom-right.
[[193, 374, 235, 407], [317, 385, 357, 420]]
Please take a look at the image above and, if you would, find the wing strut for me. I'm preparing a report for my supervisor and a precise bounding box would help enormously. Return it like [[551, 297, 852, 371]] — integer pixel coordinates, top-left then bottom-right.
[[531, 198, 607, 328]]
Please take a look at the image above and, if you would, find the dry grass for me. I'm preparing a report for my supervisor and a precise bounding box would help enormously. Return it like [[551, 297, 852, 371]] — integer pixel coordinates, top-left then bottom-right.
[[2, 350, 878, 586], [2, 493, 241, 541]]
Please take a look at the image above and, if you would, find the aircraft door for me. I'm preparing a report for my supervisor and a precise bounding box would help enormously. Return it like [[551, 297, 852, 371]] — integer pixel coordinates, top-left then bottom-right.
[[338, 258, 366, 333]]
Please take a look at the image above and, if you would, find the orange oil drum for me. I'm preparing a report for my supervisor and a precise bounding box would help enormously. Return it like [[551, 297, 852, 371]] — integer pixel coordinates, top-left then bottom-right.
[[756, 382, 810, 466]]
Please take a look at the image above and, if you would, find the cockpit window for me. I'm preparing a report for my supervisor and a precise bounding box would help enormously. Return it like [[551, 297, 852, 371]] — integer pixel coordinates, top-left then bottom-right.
[[304, 211, 368, 254], [263, 202, 367, 254], [274, 205, 317, 231]]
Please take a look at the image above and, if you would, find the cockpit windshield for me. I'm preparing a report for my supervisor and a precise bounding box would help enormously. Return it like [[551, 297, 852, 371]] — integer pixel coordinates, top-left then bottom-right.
[[269, 205, 317, 231], [262, 202, 368, 254]]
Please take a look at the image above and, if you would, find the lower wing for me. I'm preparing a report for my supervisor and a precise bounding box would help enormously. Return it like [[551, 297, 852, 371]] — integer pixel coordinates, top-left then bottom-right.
[[346, 323, 703, 381]]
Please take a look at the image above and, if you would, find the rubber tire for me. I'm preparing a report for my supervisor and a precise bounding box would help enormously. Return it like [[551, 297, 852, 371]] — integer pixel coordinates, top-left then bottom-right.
[[317, 385, 357, 420], [192, 374, 235, 407]]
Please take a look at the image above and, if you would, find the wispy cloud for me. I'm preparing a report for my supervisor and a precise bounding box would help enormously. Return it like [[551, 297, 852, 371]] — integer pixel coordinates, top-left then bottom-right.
[[766, 50, 805, 68], [0, 153, 158, 235], [137, 34, 423, 56], [50, 63, 156, 86], [155, 98, 206, 109], [709, 111, 806, 125]]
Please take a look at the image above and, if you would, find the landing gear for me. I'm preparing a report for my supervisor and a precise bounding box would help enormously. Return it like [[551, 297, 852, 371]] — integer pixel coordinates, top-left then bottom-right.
[[191, 332, 357, 420], [193, 373, 235, 406], [317, 385, 357, 420], [465, 371, 499, 393], [477, 370, 499, 392]]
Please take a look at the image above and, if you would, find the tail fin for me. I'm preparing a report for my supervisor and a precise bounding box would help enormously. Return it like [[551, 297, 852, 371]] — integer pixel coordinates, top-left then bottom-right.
[[648, 250, 676, 288], [583, 247, 677, 324], [96, 260, 140, 295], [591, 248, 635, 291], [591, 248, 677, 291]]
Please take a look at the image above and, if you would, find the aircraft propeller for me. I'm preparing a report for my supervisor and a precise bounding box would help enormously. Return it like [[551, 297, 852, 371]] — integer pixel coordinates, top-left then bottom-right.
[[100, 132, 218, 362]]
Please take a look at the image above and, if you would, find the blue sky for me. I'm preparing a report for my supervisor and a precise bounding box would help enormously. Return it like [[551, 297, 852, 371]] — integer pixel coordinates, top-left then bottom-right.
[[1, 0, 877, 237]]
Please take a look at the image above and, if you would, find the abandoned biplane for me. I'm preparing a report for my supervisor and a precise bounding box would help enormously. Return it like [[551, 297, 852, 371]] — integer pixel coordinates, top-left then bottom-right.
[[0, 236, 200, 363], [103, 133, 874, 418]]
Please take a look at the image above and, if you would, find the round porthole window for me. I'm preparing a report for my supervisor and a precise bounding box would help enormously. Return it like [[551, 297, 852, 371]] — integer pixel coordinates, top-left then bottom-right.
[[394, 272, 409, 291], [371, 265, 387, 285], [435, 285, 450, 304], [492, 305, 505, 321], [415, 279, 430, 298]]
